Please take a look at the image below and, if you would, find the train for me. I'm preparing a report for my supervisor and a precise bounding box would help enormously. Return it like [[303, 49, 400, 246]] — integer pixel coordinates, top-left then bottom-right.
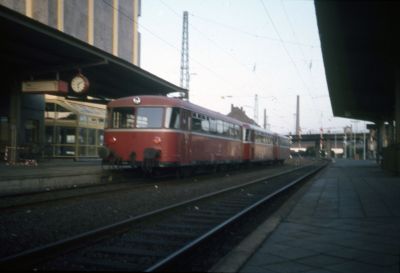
[[99, 95, 290, 175]]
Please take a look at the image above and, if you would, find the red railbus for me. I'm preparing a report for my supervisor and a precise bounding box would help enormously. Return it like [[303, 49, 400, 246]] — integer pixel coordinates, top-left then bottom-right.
[[99, 95, 290, 174], [99, 96, 243, 173]]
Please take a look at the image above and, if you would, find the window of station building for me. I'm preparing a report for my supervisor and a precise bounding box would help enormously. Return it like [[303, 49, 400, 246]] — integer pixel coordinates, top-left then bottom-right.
[[45, 103, 57, 120], [79, 115, 88, 126], [24, 119, 39, 144], [56, 127, 76, 144], [88, 129, 96, 145], [98, 130, 104, 145], [79, 128, 88, 145], [136, 107, 163, 128], [98, 118, 105, 127], [55, 145, 75, 156], [56, 105, 76, 121], [165, 107, 181, 129], [0, 116, 9, 145]]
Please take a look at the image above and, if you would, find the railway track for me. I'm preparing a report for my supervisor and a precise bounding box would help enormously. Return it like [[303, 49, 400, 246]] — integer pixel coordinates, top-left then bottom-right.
[[0, 163, 295, 211], [0, 161, 328, 271], [0, 175, 147, 211]]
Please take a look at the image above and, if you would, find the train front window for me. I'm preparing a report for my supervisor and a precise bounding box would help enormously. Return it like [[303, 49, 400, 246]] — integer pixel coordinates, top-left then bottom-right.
[[111, 107, 135, 128], [136, 107, 163, 128]]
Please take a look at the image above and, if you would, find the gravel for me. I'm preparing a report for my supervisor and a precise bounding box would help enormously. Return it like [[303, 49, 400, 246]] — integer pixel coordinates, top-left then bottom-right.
[[0, 159, 313, 259]]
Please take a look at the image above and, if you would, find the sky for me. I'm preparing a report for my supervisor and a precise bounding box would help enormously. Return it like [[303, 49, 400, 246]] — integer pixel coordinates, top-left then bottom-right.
[[138, 0, 368, 135]]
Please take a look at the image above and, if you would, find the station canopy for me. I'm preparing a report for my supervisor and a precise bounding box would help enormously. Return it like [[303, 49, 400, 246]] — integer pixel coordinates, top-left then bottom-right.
[[315, 1, 400, 122], [0, 5, 186, 102]]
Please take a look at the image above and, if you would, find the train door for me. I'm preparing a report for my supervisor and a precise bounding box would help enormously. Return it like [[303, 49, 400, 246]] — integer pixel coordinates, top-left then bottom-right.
[[180, 109, 191, 164]]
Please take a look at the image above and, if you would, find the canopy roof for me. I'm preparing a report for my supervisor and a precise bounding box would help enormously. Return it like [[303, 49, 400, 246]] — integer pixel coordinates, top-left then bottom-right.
[[0, 5, 186, 102], [315, 1, 400, 122]]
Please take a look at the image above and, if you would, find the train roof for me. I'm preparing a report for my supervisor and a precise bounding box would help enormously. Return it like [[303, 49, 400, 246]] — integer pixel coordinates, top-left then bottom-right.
[[108, 95, 243, 125], [242, 123, 289, 139]]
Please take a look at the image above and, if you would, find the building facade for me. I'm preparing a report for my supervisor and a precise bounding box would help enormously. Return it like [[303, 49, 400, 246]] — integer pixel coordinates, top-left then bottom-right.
[[0, 0, 141, 161], [0, 0, 141, 65]]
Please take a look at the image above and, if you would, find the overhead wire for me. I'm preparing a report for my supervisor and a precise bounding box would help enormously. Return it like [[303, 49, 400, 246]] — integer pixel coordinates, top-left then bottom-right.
[[189, 13, 319, 48], [157, 0, 274, 105], [258, 0, 321, 116], [157, 0, 261, 84], [101, 0, 234, 88]]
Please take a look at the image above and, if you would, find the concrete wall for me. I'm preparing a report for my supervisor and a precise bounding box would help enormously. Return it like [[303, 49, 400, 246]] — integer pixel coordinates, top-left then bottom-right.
[[64, 0, 88, 41], [47, 0, 57, 28], [0, 0, 25, 13], [32, 0, 48, 24], [0, 0, 140, 65], [94, 0, 113, 55], [118, 0, 133, 62]]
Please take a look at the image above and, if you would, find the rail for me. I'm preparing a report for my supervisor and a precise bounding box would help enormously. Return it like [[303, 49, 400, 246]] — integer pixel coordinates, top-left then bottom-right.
[[0, 161, 328, 271]]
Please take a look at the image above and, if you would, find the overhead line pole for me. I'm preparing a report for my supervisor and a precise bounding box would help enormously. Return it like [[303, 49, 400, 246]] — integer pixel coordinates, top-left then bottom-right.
[[180, 11, 190, 99]]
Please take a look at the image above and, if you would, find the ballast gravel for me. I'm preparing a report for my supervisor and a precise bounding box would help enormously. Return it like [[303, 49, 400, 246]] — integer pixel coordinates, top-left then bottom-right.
[[0, 159, 311, 258]]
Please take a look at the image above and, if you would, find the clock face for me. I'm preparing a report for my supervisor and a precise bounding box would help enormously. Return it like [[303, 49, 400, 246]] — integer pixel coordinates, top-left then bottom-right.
[[71, 75, 89, 93]]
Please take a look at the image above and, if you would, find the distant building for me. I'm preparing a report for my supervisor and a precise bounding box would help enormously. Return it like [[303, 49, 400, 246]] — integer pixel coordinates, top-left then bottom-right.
[[227, 104, 259, 126]]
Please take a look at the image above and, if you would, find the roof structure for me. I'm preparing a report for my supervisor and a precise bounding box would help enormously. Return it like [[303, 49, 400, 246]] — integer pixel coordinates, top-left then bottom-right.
[[227, 104, 258, 126], [0, 5, 186, 102], [315, 1, 400, 122]]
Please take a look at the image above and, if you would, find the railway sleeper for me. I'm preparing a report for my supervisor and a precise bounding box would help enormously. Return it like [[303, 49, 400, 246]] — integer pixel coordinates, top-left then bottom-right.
[[180, 212, 229, 220], [141, 229, 199, 239], [155, 223, 208, 232], [120, 237, 182, 248], [64, 256, 144, 271], [176, 217, 220, 226], [86, 246, 167, 258]]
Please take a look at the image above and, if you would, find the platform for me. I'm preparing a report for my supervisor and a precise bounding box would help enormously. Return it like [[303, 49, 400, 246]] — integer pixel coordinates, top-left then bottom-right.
[[212, 159, 400, 273], [0, 159, 109, 196]]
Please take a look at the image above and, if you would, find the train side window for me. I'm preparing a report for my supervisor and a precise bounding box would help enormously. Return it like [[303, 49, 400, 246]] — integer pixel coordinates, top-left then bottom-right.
[[217, 120, 223, 134], [180, 110, 190, 130], [201, 119, 210, 132], [209, 119, 217, 134], [165, 107, 181, 129], [246, 129, 254, 142], [192, 113, 202, 132], [234, 125, 241, 139]]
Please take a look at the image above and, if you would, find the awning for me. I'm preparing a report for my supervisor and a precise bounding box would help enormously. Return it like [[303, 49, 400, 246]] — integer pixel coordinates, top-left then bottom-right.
[[315, 1, 400, 122], [0, 5, 186, 102]]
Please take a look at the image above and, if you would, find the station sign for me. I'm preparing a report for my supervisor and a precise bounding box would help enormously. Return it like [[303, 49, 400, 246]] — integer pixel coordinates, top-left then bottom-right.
[[22, 80, 68, 94]]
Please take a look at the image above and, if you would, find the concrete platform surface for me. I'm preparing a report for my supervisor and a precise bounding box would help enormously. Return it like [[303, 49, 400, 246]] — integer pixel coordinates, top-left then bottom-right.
[[0, 159, 107, 196], [213, 159, 400, 273]]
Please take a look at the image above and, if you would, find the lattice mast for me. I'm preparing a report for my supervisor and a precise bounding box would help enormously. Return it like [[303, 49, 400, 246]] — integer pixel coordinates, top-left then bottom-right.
[[254, 94, 259, 124], [180, 11, 189, 99]]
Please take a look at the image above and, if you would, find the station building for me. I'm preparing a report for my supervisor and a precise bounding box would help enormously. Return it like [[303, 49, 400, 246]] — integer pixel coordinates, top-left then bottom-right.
[[0, 1, 185, 162]]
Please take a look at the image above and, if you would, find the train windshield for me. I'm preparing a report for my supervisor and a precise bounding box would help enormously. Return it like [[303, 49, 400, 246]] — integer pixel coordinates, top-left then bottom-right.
[[109, 107, 164, 129], [111, 107, 135, 128], [136, 107, 163, 128]]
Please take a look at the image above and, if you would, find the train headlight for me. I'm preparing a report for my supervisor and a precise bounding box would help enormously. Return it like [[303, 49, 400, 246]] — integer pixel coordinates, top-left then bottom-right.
[[153, 136, 162, 144], [108, 136, 117, 144]]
